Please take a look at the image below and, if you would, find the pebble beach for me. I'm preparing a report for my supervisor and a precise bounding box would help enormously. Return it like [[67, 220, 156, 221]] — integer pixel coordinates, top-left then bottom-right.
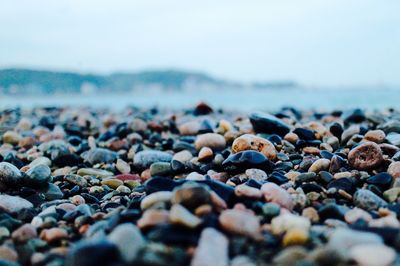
[[0, 103, 400, 266]]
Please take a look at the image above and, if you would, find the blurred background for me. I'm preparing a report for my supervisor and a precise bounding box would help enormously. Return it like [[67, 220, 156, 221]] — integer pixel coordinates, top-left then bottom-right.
[[0, 0, 399, 110]]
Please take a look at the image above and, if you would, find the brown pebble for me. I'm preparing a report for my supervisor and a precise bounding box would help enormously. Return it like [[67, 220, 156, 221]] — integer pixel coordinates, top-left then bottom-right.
[[261, 183, 293, 210], [40, 228, 68, 243], [388, 161, 400, 178], [348, 142, 383, 170], [232, 134, 277, 161], [11, 224, 37, 243], [219, 209, 261, 239], [234, 184, 262, 199], [137, 209, 169, 229], [198, 147, 213, 162], [364, 130, 386, 144]]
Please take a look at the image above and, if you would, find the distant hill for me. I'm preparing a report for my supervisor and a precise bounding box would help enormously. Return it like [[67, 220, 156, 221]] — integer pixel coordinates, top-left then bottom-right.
[[0, 68, 297, 95]]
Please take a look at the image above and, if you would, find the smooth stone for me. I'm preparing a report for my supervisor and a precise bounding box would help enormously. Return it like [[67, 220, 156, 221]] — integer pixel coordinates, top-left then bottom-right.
[[348, 142, 383, 170], [353, 189, 387, 211], [0, 195, 33, 213], [198, 147, 213, 162], [137, 209, 169, 229], [191, 228, 228, 266], [231, 134, 277, 161], [172, 183, 211, 210], [388, 161, 400, 178], [65, 240, 121, 266], [107, 223, 144, 263], [318, 203, 347, 221], [179, 121, 201, 135], [0, 245, 18, 262], [169, 204, 202, 228], [28, 157, 52, 168], [308, 159, 330, 173], [366, 172, 393, 189], [386, 132, 400, 147], [261, 182, 293, 210], [39, 228, 68, 243], [327, 178, 355, 193], [342, 108, 365, 123], [77, 168, 113, 179], [249, 111, 290, 137], [83, 148, 117, 165], [222, 150, 274, 173], [349, 244, 396, 266], [186, 172, 205, 181], [267, 171, 289, 185], [271, 213, 311, 235], [328, 228, 383, 250], [230, 256, 257, 266], [133, 150, 172, 169], [272, 247, 308, 266], [262, 202, 281, 218], [364, 130, 386, 144], [293, 128, 315, 141], [150, 162, 172, 176], [341, 125, 360, 145], [0, 162, 23, 187], [344, 207, 372, 224], [65, 174, 88, 187], [282, 228, 309, 246], [172, 150, 193, 162], [383, 187, 400, 202], [234, 184, 262, 199], [41, 183, 63, 200], [219, 209, 261, 239], [101, 178, 123, 189], [194, 133, 226, 151], [11, 223, 37, 243], [25, 164, 52, 186], [245, 168, 268, 182], [140, 191, 173, 210], [116, 158, 130, 174]]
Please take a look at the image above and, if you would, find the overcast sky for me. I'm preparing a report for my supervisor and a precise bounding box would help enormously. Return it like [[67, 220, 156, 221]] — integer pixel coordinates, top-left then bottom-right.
[[1, 0, 399, 86]]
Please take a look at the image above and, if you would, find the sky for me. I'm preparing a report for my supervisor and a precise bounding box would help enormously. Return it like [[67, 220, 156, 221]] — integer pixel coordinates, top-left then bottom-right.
[[0, 0, 399, 86]]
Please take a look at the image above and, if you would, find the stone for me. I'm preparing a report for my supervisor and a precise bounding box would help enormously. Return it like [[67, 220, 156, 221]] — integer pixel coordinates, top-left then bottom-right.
[[262, 203, 281, 218], [249, 111, 290, 136], [137, 209, 169, 229], [272, 247, 307, 266], [349, 244, 396, 266], [198, 147, 213, 161], [308, 158, 330, 173], [0, 245, 18, 262], [29, 156, 52, 168], [186, 172, 205, 181], [348, 142, 383, 170], [366, 172, 393, 189], [387, 132, 400, 146], [140, 191, 173, 210], [344, 207, 372, 224], [2, 131, 21, 145], [388, 161, 400, 178], [25, 164, 52, 186], [383, 187, 400, 202], [245, 168, 268, 181], [353, 189, 387, 211], [219, 209, 261, 239], [172, 183, 211, 210], [83, 148, 117, 165], [133, 150, 172, 169], [40, 228, 68, 243], [11, 223, 37, 243], [150, 162, 172, 176], [364, 129, 386, 143], [0, 195, 33, 213], [194, 133, 226, 151], [232, 134, 277, 161], [172, 150, 193, 162], [116, 158, 130, 174], [0, 162, 23, 188], [282, 228, 309, 246], [222, 151, 274, 173], [65, 174, 88, 187], [271, 213, 311, 235], [169, 204, 202, 228], [42, 183, 64, 200], [179, 121, 201, 135], [65, 240, 121, 266], [328, 228, 383, 250], [261, 182, 293, 210], [101, 178, 123, 189], [191, 228, 228, 266], [107, 223, 144, 263], [77, 168, 113, 179], [234, 184, 262, 199]]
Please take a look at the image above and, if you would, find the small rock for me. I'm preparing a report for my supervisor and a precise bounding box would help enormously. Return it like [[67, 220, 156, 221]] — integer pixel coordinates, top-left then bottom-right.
[[133, 150, 172, 169], [271, 213, 311, 235], [0, 162, 23, 188], [195, 133, 226, 151], [249, 111, 290, 136], [349, 244, 396, 266], [328, 228, 383, 250], [0, 195, 33, 213], [348, 142, 383, 170], [219, 209, 261, 239], [65, 240, 121, 266], [172, 183, 211, 210], [101, 178, 123, 189], [169, 204, 202, 228], [388, 161, 400, 178], [83, 148, 117, 165], [222, 151, 273, 173], [140, 191, 173, 210], [26, 164, 52, 186], [191, 228, 228, 266], [107, 223, 144, 263], [137, 209, 169, 229], [261, 182, 293, 210], [116, 159, 130, 174], [353, 189, 387, 211], [65, 174, 88, 187], [308, 158, 330, 173], [282, 228, 309, 246], [232, 134, 277, 161], [172, 150, 193, 162], [344, 207, 372, 224], [150, 162, 172, 176], [364, 129, 386, 143], [2, 131, 21, 145], [383, 187, 400, 202], [186, 172, 205, 181], [234, 184, 262, 199], [198, 147, 213, 162], [11, 223, 37, 243], [40, 228, 68, 243], [77, 168, 113, 179]]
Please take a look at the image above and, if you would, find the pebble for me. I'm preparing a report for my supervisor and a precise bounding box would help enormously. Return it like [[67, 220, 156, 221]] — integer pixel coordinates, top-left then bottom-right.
[[349, 244, 396, 266], [223, 151, 273, 173], [194, 133, 226, 151], [387, 161, 400, 178], [353, 189, 388, 211], [116, 158, 130, 174], [140, 191, 173, 210], [231, 134, 277, 161], [150, 162, 172, 176], [2, 131, 21, 145], [219, 209, 261, 239], [137, 209, 169, 229], [40, 228, 68, 243], [344, 207, 372, 224], [328, 228, 383, 250], [271, 213, 311, 235], [282, 228, 309, 246], [261, 182, 293, 210], [133, 150, 173, 169], [308, 158, 330, 173], [11, 223, 37, 243], [83, 148, 117, 165], [234, 184, 262, 199], [364, 129, 386, 143], [191, 228, 228, 266], [77, 168, 113, 179], [169, 204, 202, 228], [348, 142, 383, 170], [65, 240, 121, 266], [0, 195, 33, 213], [198, 147, 213, 161], [172, 183, 211, 210], [25, 164, 52, 186], [172, 150, 193, 162], [249, 111, 290, 136], [101, 178, 123, 189], [107, 223, 144, 263], [0, 162, 23, 188]]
